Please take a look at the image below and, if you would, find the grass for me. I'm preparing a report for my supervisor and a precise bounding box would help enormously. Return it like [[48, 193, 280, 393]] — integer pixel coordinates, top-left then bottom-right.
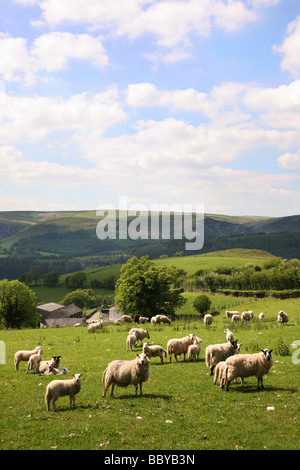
[[0, 295, 299, 451]]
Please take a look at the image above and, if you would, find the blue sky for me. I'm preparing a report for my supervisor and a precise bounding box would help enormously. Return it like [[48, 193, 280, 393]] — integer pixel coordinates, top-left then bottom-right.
[[0, 0, 300, 216]]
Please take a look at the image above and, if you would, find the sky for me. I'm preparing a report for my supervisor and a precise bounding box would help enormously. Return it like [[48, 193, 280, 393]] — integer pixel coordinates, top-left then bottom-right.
[[0, 0, 300, 217]]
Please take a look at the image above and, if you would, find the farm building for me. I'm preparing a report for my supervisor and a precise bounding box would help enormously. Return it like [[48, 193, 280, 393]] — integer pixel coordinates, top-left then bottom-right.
[[37, 302, 83, 328]]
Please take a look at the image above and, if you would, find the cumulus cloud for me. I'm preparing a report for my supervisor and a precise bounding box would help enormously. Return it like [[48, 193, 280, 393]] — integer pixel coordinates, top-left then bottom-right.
[[278, 150, 300, 170], [273, 15, 300, 78]]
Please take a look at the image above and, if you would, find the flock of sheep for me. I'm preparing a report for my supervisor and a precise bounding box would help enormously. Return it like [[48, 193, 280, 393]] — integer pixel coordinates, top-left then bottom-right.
[[13, 308, 289, 410]]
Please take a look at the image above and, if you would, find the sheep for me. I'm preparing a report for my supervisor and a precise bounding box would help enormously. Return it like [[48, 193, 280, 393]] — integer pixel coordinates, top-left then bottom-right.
[[203, 314, 213, 326], [128, 328, 150, 345], [142, 341, 168, 364], [126, 333, 137, 351], [102, 353, 150, 398], [38, 356, 61, 375], [224, 328, 234, 342], [205, 340, 240, 375], [225, 310, 239, 319], [43, 363, 69, 375], [241, 311, 253, 321], [151, 314, 171, 325], [187, 336, 202, 362], [139, 316, 149, 324], [231, 314, 241, 323], [25, 347, 43, 374], [87, 319, 104, 331], [14, 346, 42, 371], [45, 373, 82, 411], [224, 349, 273, 391], [258, 312, 264, 320], [278, 310, 289, 325], [167, 334, 194, 362], [119, 315, 132, 323], [213, 361, 227, 388]]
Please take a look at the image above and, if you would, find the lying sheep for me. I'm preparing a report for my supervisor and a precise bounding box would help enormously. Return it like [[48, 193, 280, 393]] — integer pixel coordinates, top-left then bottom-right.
[[151, 314, 171, 325], [128, 328, 150, 345], [87, 319, 104, 331], [14, 346, 42, 371], [187, 336, 202, 362], [278, 310, 288, 325], [126, 333, 137, 351], [231, 314, 241, 323], [224, 328, 234, 342], [225, 310, 239, 319], [167, 334, 194, 362], [45, 373, 82, 411], [102, 353, 150, 397], [119, 315, 132, 323], [204, 314, 213, 326], [26, 347, 43, 374], [205, 340, 240, 375], [224, 349, 273, 391], [38, 355, 61, 375], [44, 364, 69, 375], [142, 341, 167, 364]]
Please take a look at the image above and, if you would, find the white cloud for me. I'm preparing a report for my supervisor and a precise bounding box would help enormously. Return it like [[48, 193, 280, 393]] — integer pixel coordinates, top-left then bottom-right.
[[273, 15, 300, 78], [278, 150, 300, 170]]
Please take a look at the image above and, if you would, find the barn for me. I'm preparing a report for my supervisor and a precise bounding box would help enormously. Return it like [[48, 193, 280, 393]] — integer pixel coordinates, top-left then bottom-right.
[[37, 302, 83, 328]]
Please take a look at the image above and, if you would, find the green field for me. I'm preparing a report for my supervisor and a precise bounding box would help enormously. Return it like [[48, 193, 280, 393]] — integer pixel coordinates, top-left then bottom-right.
[[0, 295, 299, 451]]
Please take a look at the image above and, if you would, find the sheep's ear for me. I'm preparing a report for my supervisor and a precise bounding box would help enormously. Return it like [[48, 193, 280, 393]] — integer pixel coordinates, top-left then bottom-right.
[[269, 350, 273, 353], [72, 373, 75, 377]]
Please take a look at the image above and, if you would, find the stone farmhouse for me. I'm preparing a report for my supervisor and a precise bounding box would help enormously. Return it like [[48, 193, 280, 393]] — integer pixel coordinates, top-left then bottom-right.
[[37, 302, 83, 328]]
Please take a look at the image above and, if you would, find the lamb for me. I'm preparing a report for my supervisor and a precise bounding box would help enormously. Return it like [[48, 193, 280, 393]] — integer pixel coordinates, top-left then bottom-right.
[[224, 349, 273, 391], [231, 314, 241, 323], [14, 346, 42, 371], [128, 328, 150, 345], [205, 340, 240, 375], [119, 315, 132, 323], [45, 373, 82, 411], [44, 363, 69, 375], [38, 355, 61, 375], [225, 310, 239, 319], [102, 353, 150, 397], [151, 314, 171, 325], [203, 314, 213, 326], [87, 319, 104, 331], [213, 361, 227, 388], [142, 341, 167, 364], [224, 328, 234, 342], [126, 333, 137, 351], [278, 310, 289, 325], [167, 334, 194, 362], [187, 336, 202, 362], [26, 347, 43, 374]]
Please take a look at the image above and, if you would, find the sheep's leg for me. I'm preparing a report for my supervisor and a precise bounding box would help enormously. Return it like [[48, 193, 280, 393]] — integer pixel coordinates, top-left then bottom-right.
[[135, 385, 138, 398], [139, 383, 143, 397], [52, 398, 58, 411], [110, 383, 115, 396], [226, 380, 231, 391], [69, 394, 75, 408], [174, 354, 178, 362], [210, 366, 214, 375]]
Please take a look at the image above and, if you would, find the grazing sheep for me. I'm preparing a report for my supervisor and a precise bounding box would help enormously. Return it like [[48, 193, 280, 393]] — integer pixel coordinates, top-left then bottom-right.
[[241, 311, 253, 321], [167, 334, 194, 362], [128, 328, 150, 345], [119, 315, 132, 323], [45, 373, 82, 411], [231, 314, 241, 324], [26, 347, 43, 374], [102, 353, 150, 398], [87, 319, 104, 331], [139, 316, 149, 324], [278, 310, 289, 325], [224, 349, 273, 391], [126, 333, 137, 351], [14, 346, 42, 371], [258, 312, 264, 320], [151, 314, 171, 325], [187, 336, 202, 362], [204, 314, 213, 326], [205, 340, 240, 375], [225, 310, 239, 319], [142, 341, 167, 364], [224, 328, 234, 342], [38, 356, 61, 375]]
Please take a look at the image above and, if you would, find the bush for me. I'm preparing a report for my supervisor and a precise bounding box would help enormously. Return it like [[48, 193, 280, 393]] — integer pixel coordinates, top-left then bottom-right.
[[192, 294, 212, 317]]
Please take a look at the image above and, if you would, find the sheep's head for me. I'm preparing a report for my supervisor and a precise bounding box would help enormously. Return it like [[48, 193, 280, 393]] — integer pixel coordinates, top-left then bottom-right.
[[72, 373, 82, 382], [136, 353, 150, 366], [261, 349, 273, 362], [231, 340, 238, 349], [52, 355, 61, 367]]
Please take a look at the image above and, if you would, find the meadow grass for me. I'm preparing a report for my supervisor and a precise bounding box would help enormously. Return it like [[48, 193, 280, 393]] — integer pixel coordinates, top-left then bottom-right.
[[0, 295, 299, 451]]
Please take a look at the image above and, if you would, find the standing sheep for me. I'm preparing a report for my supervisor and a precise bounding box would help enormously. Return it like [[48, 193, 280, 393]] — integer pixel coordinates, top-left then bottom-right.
[[205, 340, 240, 375], [258, 312, 264, 320], [187, 336, 202, 362], [14, 346, 42, 371], [26, 347, 43, 374], [119, 315, 132, 323], [102, 353, 150, 397], [128, 328, 150, 345], [126, 333, 137, 351], [224, 349, 273, 391], [203, 314, 213, 326], [241, 311, 253, 321], [151, 315, 171, 325], [139, 316, 149, 324], [213, 361, 227, 388], [224, 328, 234, 342], [45, 373, 82, 411], [278, 310, 288, 325], [142, 341, 167, 364], [225, 310, 239, 320], [167, 334, 194, 362], [231, 314, 241, 324]]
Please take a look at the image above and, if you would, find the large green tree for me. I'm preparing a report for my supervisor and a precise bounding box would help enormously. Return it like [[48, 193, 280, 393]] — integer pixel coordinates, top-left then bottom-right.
[[0, 280, 37, 328], [62, 289, 98, 310], [115, 256, 186, 319]]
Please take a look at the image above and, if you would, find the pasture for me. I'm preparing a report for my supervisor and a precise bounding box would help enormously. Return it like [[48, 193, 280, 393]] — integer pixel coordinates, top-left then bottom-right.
[[0, 296, 299, 451]]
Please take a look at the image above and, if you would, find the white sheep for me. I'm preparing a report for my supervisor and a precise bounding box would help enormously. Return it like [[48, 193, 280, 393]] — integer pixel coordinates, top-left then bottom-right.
[[119, 315, 132, 323], [38, 355, 61, 375], [187, 336, 202, 362], [241, 311, 253, 321], [14, 346, 42, 371], [151, 314, 171, 325], [45, 373, 82, 411], [231, 314, 241, 323], [278, 310, 289, 325], [224, 328, 234, 342], [225, 310, 239, 319], [87, 319, 104, 331], [203, 314, 213, 326], [167, 334, 194, 362], [258, 312, 264, 320], [44, 364, 69, 375], [139, 316, 149, 324], [126, 333, 137, 351], [213, 361, 227, 388], [102, 353, 150, 397], [205, 340, 240, 375], [25, 347, 43, 374], [128, 328, 150, 345], [224, 349, 273, 391], [142, 341, 167, 364]]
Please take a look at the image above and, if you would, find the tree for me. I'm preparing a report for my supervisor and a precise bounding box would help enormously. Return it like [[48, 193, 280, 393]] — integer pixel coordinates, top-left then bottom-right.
[[0, 280, 37, 329], [193, 294, 212, 317], [65, 271, 87, 289], [62, 289, 98, 310], [43, 270, 60, 287], [115, 256, 186, 319]]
